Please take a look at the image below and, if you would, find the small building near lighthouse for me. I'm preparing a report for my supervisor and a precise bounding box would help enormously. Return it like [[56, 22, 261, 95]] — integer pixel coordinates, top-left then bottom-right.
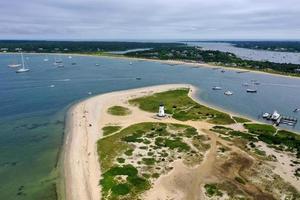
[[158, 103, 165, 117]]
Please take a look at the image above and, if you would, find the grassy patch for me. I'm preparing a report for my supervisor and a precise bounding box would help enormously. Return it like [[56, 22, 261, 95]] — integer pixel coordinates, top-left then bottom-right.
[[129, 88, 234, 124], [204, 184, 223, 197], [233, 116, 251, 123], [107, 106, 131, 116], [244, 123, 276, 135], [100, 164, 150, 199], [102, 126, 122, 136], [228, 131, 258, 142]]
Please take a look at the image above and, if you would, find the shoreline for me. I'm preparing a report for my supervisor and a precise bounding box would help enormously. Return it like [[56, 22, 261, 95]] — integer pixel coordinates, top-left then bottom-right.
[[1, 52, 300, 80]]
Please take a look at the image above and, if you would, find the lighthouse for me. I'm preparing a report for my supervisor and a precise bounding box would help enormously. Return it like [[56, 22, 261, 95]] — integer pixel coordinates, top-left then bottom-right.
[[158, 103, 165, 117]]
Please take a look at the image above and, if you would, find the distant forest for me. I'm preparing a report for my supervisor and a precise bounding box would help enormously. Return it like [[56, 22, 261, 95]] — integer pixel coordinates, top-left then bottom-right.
[[0, 40, 183, 53], [230, 41, 300, 53]]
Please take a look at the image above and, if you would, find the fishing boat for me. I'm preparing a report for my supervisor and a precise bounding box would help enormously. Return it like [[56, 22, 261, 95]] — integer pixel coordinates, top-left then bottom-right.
[[224, 91, 233, 96], [16, 53, 30, 73], [212, 86, 222, 90]]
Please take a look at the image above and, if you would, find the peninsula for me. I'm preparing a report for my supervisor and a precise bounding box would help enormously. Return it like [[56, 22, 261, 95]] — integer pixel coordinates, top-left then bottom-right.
[[63, 84, 300, 200]]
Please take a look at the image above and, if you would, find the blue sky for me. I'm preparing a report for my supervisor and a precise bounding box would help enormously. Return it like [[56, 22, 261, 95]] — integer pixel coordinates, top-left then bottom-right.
[[1, 0, 300, 40]]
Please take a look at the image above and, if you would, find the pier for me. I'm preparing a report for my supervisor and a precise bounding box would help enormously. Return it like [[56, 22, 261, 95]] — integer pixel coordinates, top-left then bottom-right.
[[260, 111, 298, 127]]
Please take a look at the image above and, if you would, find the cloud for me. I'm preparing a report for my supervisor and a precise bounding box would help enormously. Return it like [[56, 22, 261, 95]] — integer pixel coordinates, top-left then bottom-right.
[[0, 0, 300, 40]]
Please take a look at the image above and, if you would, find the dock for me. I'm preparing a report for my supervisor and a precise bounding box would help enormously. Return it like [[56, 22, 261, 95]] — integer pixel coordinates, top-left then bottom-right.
[[260, 111, 298, 127]]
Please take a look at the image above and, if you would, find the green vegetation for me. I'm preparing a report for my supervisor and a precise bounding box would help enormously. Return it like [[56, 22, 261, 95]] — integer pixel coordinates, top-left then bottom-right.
[[243, 123, 276, 135], [204, 184, 223, 197], [100, 164, 150, 199], [102, 126, 122, 136], [244, 124, 300, 157], [126, 46, 300, 76], [129, 88, 234, 125], [107, 106, 131, 116], [232, 116, 251, 123], [231, 41, 300, 53], [0, 40, 182, 53]]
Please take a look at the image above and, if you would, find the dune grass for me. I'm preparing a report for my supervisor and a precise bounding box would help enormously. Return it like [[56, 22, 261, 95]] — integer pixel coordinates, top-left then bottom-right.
[[129, 88, 234, 125], [107, 106, 131, 116], [102, 125, 122, 136], [232, 116, 251, 123]]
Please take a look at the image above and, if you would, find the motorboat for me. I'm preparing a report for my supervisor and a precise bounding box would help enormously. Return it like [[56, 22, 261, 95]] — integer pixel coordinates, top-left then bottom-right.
[[262, 113, 270, 118], [212, 86, 222, 90], [224, 91, 233, 96], [270, 110, 281, 120], [246, 89, 257, 93]]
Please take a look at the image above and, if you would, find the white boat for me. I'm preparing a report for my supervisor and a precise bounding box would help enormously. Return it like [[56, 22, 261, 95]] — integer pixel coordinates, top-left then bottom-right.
[[57, 64, 64, 68], [54, 57, 63, 65], [44, 55, 49, 62], [224, 91, 233, 96], [8, 64, 21, 68], [68, 56, 72, 59], [271, 110, 281, 120], [242, 82, 250, 86], [16, 53, 30, 73], [293, 108, 300, 113], [212, 86, 222, 90], [95, 63, 100, 66], [50, 85, 55, 88], [129, 62, 133, 65], [262, 113, 270, 118], [88, 91, 92, 95]]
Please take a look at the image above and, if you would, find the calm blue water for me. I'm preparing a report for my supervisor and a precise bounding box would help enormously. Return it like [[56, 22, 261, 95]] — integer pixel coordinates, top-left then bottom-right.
[[188, 42, 300, 64], [1, 53, 300, 199]]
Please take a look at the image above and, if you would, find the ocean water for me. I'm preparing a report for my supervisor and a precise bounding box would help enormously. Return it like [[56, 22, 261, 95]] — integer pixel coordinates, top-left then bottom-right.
[[0, 53, 300, 199], [187, 42, 300, 64]]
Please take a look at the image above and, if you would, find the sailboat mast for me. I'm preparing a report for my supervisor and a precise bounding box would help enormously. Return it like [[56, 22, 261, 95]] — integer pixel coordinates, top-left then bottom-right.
[[21, 53, 25, 70]]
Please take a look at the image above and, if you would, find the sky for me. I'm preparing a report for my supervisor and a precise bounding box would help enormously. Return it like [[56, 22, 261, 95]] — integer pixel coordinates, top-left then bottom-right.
[[1, 0, 300, 40]]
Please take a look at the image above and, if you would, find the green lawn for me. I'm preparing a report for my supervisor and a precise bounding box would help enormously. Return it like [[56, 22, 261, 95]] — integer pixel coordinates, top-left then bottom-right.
[[102, 126, 122, 136], [107, 106, 131, 116], [129, 88, 234, 125]]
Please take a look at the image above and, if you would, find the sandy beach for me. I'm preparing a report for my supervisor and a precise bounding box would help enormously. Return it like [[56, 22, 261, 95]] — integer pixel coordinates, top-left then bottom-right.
[[63, 84, 299, 200]]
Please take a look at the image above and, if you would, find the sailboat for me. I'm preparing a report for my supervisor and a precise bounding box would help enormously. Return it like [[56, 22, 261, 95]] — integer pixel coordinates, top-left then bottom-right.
[[8, 55, 21, 68], [8, 63, 21, 68], [16, 53, 30, 73]]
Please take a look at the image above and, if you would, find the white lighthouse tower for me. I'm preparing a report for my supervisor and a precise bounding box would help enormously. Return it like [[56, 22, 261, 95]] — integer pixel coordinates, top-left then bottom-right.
[[158, 103, 165, 117]]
